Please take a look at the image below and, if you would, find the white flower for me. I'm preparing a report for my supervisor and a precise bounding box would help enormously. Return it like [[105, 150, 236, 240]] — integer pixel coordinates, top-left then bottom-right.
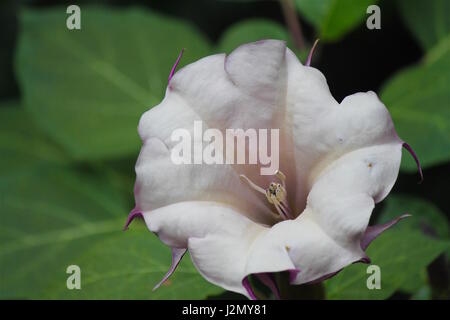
[[125, 40, 420, 299]]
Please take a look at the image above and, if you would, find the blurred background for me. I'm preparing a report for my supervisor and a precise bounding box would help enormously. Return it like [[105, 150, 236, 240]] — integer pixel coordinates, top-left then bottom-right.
[[0, 0, 448, 299]]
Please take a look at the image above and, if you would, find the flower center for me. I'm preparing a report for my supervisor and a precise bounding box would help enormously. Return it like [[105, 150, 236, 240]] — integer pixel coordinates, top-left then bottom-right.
[[240, 170, 293, 220]]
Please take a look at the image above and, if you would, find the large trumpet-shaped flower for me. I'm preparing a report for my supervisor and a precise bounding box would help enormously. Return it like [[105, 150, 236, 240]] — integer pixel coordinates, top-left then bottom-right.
[[124, 40, 421, 299]]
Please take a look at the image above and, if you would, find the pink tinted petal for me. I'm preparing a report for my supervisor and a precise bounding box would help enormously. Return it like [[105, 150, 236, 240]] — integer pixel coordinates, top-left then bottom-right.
[[255, 273, 280, 299], [361, 214, 411, 250], [168, 48, 184, 84], [153, 247, 187, 291], [402, 142, 423, 183], [242, 277, 257, 300], [123, 206, 142, 231]]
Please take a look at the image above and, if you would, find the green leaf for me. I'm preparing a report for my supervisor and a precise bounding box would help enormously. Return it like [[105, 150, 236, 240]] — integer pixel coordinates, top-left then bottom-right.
[[397, 0, 450, 50], [0, 166, 223, 299], [378, 195, 449, 239], [294, 0, 376, 41], [47, 229, 224, 299], [324, 228, 449, 299], [377, 195, 449, 296], [380, 45, 450, 171], [0, 101, 67, 176], [16, 7, 211, 160]]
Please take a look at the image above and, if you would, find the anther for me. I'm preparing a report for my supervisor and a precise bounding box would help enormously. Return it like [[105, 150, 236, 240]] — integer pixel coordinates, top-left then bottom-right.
[[240, 170, 293, 220]]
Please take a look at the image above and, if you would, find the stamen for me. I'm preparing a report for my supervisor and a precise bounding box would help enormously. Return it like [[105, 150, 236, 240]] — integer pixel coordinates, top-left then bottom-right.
[[240, 174, 266, 195], [273, 201, 289, 220], [275, 170, 286, 188], [240, 170, 293, 220]]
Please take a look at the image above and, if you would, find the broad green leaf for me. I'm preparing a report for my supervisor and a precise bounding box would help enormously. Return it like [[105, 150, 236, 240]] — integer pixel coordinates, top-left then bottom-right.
[[0, 101, 67, 176], [324, 227, 449, 299], [294, 0, 375, 41], [397, 0, 450, 50], [377, 194, 449, 295], [46, 229, 224, 299], [380, 45, 450, 171], [0, 166, 223, 299], [16, 7, 211, 160]]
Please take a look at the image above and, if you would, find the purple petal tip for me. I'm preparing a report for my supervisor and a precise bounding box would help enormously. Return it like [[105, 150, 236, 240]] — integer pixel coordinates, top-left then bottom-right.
[[402, 142, 423, 184], [168, 48, 185, 85], [123, 207, 143, 231], [153, 247, 187, 291], [361, 213, 410, 250], [359, 255, 371, 264]]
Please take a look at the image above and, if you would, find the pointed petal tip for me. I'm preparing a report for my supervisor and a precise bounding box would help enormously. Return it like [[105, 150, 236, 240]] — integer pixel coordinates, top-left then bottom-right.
[[153, 248, 187, 292], [168, 48, 185, 84], [123, 207, 143, 231], [361, 213, 410, 250], [305, 39, 320, 67], [152, 284, 160, 292], [402, 142, 423, 184]]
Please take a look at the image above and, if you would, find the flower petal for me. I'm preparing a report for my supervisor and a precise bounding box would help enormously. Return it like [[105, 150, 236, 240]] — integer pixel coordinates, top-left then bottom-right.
[[141, 201, 268, 298], [246, 214, 363, 285], [131, 40, 408, 297], [299, 214, 410, 284], [134, 136, 274, 224], [135, 40, 294, 224], [285, 49, 402, 212], [307, 143, 402, 243], [246, 143, 402, 284]]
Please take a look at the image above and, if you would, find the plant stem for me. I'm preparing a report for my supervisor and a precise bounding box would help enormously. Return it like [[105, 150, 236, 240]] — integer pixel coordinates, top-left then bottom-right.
[[279, 0, 305, 50]]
